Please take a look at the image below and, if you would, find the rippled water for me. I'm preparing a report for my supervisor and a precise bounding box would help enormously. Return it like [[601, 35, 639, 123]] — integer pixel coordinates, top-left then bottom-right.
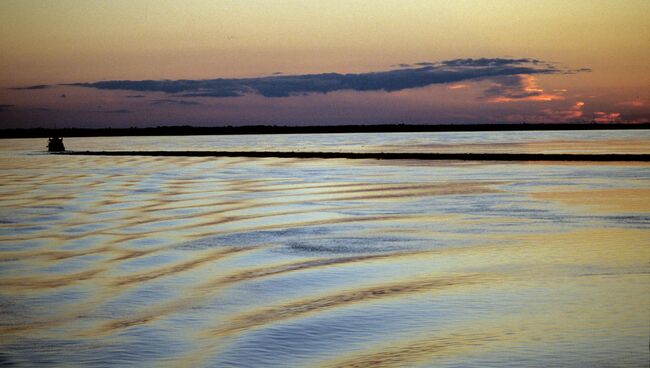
[[1, 132, 649, 367]]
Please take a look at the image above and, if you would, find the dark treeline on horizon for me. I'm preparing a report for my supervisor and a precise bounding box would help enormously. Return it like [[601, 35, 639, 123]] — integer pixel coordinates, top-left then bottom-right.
[[2, 123, 650, 139]]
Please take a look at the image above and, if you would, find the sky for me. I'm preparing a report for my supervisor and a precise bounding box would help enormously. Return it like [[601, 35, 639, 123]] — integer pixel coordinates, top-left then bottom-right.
[[0, 0, 648, 128]]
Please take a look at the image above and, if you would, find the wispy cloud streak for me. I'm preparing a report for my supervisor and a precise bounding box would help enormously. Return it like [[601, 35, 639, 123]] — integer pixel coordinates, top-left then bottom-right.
[[152, 99, 201, 106], [9, 84, 50, 90]]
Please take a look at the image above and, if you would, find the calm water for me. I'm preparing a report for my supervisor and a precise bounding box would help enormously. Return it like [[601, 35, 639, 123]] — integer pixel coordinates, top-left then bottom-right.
[[1, 131, 649, 367]]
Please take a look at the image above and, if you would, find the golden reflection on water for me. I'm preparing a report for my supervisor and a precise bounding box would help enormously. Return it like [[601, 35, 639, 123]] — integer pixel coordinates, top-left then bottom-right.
[[373, 138, 650, 154], [531, 188, 650, 213], [0, 147, 649, 366]]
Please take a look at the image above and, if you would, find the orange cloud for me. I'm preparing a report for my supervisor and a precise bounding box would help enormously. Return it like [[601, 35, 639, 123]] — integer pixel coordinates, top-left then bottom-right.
[[537, 101, 585, 122], [486, 75, 564, 103], [448, 84, 469, 90], [616, 99, 645, 108], [593, 111, 622, 123]]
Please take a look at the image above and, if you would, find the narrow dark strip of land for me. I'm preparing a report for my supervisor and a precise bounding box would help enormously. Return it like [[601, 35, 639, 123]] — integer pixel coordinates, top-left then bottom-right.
[[53, 151, 650, 162], [4, 123, 650, 138]]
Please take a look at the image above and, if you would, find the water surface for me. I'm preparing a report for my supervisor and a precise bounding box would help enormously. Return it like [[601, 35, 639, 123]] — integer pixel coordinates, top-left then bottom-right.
[[1, 132, 648, 367]]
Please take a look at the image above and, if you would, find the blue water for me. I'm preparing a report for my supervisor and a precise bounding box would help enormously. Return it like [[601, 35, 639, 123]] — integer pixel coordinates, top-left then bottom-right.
[[0, 132, 648, 367]]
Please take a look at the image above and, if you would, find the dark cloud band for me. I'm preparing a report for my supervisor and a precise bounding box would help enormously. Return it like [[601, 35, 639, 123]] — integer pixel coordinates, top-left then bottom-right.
[[55, 58, 584, 98]]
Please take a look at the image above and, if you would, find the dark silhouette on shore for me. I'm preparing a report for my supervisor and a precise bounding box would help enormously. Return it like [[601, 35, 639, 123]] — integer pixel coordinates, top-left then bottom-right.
[[47, 136, 65, 151], [3, 123, 650, 139], [53, 150, 650, 162]]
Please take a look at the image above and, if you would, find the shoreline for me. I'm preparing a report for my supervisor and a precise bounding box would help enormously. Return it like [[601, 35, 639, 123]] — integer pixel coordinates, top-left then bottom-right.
[[4, 123, 650, 139], [53, 151, 650, 162]]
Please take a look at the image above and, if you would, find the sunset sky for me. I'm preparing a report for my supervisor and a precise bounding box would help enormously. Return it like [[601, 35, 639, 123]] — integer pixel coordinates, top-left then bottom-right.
[[1, 0, 648, 128]]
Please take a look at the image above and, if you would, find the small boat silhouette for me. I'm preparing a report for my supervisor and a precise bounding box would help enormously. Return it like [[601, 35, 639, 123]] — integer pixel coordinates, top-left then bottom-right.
[[47, 136, 65, 152]]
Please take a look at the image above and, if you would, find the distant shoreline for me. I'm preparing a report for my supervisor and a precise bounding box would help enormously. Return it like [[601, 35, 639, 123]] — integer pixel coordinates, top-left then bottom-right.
[[3, 123, 650, 139], [54, 151, 650, 162]]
